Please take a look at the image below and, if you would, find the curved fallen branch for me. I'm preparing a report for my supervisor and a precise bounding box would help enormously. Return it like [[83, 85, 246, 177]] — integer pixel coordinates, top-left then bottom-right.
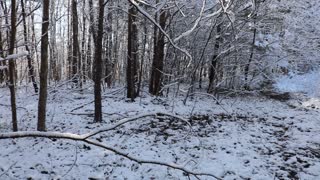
[[0, 112, 221, 180], [84, 138, 221, 179], [83, 112, 192, 139]]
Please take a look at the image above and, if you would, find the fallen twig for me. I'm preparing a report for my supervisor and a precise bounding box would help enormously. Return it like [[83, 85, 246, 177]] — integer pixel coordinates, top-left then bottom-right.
[[0, 161, 17, 178]]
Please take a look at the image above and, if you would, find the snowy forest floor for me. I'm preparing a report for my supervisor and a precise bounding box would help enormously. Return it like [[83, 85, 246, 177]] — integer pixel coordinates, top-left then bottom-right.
[[0, 84, 320, 180]]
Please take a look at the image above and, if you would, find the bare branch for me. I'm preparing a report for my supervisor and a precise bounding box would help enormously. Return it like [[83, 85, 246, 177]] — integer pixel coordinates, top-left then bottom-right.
[[84, 139, 222, 180], [128, 0, 192, 62], [173, 0, 206, 42], [0, 52, 28, 62]]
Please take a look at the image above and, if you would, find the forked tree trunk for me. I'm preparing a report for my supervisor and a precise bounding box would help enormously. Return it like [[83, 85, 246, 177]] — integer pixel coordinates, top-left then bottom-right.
[[37, 0, 50, 131]]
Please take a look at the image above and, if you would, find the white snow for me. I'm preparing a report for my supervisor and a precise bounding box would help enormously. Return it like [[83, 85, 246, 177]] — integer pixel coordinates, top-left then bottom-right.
[[0, 84, 319, 179], [275, 71, 320, 97]]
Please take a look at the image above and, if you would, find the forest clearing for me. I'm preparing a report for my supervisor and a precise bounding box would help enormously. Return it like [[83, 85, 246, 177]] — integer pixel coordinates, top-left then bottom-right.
[[0, 0, 319, 179]]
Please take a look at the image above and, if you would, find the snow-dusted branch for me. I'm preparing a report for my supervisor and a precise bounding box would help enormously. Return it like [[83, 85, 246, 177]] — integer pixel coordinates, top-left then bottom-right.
[[84, 138, 222, 180], [82, 112, 192, 139], [0, 112, 221, 179], [173, 0, 206, 42], [204, 8, 222, 18], [0, 52, 29, 62], [0, 131, 84, 140], [128, 0, 192, 61]]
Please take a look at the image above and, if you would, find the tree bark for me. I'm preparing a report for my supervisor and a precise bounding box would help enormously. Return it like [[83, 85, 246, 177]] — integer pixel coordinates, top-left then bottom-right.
[[244, 20, 257, 90], [137, 16, 148, 96], [37, 0, 50, 131], [67, 0, 72, 80], [72, 0, 80, 87], [208, 21, 222, 93], [8, 0, 18, 132], [104, 5, 113, 88], [93, 0, 105, 122], [0, 19, 7, 84], [127, 4, 138, 101], [0, 8, 4, 84], [21, 0, 39, 93], [87, 30, 92, 79], [49, 0, 58, 82], [149, 9, 166, 96], [81, 0, 87, 83]]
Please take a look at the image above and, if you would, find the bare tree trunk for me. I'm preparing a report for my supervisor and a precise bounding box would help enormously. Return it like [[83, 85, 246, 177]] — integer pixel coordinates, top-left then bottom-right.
[[21, 0, 38, 93], [208, 21, 222, 93], [49, 0, 58, 82], [37, 0, 50, 131], [244, 20, 257, 90], [0, 8, 4, 84], [137, 16, 148, 96], [8, 0, 18, 132], [150, 9, 166, 96], [198, 24, 216, 89], [88, 0, 97, 42], [67, 0, 72, 80], [0, 19, 7, 84], [81, 0, 87, 83], [87, 0, 96, 81], [104, 5, 113, 88], [87, 31, 92, 79], [149, 9, 158, 95], [126, 4, 138, 101], [93, 0, 105, 122], [30, 12, 40, 76], [71, 0, 80, 87]]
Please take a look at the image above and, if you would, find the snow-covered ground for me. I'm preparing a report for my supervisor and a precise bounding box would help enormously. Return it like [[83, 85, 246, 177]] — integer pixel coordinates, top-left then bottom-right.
[[276, 71, 320, 97], [276, 71, 320, 110], [0, 83, 320, 180]]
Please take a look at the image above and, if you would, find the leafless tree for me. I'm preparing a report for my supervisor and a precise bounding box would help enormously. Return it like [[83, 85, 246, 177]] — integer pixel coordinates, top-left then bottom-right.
[[37, 0, 50, 131]]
